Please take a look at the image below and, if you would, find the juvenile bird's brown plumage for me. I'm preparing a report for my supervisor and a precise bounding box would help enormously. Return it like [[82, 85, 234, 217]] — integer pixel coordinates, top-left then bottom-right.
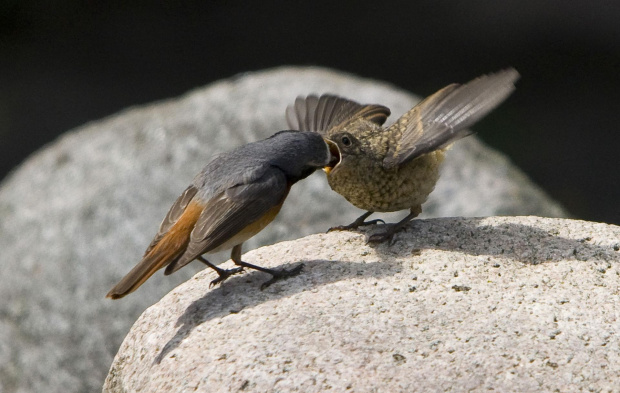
[[107, 131, 334, 299], [286, 69, 520, 242]]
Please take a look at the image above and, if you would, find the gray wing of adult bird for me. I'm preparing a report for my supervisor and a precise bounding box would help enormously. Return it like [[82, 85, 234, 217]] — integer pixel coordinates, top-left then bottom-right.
[[108, 165, 288, 297], [165, 168, 288, 274]]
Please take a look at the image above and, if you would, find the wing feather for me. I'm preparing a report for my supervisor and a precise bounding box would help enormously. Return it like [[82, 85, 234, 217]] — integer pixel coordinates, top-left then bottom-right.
[[142, 185, 198, 257], [164, 168, 288, 274], [286, 94, 391, 134], [383, 68, 520, 169]]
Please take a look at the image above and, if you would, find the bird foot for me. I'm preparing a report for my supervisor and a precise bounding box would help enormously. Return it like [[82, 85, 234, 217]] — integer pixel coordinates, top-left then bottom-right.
[[260, 264, 304, 290], [209, 267, 245, 287], [327, 219, 385, 233], [367, 209, 419, 244]]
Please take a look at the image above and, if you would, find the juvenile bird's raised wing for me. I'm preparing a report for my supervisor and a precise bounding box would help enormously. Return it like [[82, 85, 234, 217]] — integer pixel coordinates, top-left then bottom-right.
[[383, 68, 520, 169], [286, 94, 391, 134], [164, 168, 289, 274]]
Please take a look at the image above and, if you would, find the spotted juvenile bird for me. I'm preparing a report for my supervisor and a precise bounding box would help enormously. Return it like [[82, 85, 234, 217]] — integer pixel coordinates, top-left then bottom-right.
[[106, 131, 337, 299], [286, 69, 519, 242]]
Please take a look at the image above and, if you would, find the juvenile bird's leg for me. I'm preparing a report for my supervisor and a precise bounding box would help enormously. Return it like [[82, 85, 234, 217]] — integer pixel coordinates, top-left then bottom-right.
[[327, 211, 385, 232], [197, 256, 244, 287], [367, 205, 422, 244], [230, 244, 303, 290]]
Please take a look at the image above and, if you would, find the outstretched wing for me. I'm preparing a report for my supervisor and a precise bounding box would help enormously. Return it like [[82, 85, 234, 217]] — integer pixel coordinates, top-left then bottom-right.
[[164, 168, 289, 274], [383, 68, 520, 169], [286, 94, 391, 134]]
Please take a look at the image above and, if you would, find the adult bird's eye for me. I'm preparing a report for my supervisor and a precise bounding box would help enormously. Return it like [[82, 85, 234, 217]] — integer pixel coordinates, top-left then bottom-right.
[[341, 136, 352, 146]]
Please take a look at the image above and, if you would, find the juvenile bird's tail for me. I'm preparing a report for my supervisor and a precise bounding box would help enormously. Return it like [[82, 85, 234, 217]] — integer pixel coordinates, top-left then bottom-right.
[[106, 202, 202, 299]]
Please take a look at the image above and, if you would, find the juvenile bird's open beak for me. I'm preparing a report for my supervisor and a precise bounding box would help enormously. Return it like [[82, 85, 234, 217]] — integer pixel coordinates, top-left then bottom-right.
[[324, 139, 341, 174]]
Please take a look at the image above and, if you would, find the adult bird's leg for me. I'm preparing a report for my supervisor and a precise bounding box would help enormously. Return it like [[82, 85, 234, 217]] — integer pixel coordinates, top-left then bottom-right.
[[197, 256, 244, 287], [367, 205, 422, 244], [327, 211, 384, 232], [230, 244, 303, 290]]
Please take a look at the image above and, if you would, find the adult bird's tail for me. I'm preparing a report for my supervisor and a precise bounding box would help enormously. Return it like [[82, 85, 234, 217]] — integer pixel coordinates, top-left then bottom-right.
[[106, 201, 202, 299]]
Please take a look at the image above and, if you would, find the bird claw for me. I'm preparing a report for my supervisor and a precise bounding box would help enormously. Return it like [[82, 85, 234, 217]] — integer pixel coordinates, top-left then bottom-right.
[[209, 267, 245, 288], [260, 264, 304, 290]]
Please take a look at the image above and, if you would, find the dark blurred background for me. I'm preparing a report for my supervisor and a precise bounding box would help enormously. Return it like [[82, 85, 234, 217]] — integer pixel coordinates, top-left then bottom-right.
[[1, 1, 618, 224]]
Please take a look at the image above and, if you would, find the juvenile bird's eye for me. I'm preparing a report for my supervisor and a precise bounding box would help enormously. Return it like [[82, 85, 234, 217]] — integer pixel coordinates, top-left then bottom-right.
[[341, 136, 352, 146]]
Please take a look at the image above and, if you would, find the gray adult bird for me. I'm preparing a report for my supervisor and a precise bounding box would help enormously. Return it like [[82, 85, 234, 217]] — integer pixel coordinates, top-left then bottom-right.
[[286, 69, 520, 242], [107, 130, 337, 299]]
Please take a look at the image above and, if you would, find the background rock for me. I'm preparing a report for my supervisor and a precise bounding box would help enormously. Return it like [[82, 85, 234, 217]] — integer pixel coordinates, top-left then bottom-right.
[[104, 216, 620, 393], [0, 67, 566, 393]]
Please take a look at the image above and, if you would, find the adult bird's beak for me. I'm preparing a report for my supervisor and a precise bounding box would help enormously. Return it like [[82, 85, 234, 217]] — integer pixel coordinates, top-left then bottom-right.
[[324, 139, 341, 174]]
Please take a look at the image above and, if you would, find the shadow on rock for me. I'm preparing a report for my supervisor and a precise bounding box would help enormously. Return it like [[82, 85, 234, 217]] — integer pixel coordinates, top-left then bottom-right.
[[155, 258, 399, 364], [365, 217, 620, 265]]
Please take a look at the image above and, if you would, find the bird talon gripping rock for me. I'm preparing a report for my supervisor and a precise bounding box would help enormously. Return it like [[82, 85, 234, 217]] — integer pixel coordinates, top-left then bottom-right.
[[208, 267, 245, 288]]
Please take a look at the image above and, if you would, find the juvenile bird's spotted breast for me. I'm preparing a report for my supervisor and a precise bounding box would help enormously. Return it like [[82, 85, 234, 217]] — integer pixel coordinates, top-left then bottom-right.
[[328, 149, 445, 212]]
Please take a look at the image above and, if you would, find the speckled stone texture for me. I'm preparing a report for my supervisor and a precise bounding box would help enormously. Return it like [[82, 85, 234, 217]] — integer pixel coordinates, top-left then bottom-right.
[[104, 216, 620, 393], [0, 67, 566, 393]]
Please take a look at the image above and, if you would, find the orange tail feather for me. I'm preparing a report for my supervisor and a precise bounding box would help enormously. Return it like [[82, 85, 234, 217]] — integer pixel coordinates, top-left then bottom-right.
[[106, 201, 203, 299]]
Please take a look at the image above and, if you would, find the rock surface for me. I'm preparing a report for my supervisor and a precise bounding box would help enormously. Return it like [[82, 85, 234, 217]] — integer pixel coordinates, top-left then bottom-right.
[[104, 216, 620, 393], [0, 66, 566, 393]]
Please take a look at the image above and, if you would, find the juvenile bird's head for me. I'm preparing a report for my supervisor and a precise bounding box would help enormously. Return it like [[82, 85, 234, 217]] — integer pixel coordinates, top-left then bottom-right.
[[323, 119, 385, 175]]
